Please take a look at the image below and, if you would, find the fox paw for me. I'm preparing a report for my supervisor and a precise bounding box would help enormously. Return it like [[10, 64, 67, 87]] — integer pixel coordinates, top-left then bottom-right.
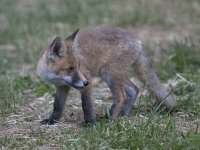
[[82, 119, 96, 127], [40, 118, 59, 125]]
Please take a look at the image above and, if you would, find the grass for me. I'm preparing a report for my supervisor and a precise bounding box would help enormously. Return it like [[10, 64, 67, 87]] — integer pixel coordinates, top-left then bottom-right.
[[0, 0, 200, 149], [156, 43, 200, 80]]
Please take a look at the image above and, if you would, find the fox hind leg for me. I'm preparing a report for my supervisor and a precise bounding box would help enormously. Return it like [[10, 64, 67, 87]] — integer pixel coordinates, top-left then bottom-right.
[[99, 68, 126, 120], [120, 79, 139, 116], [109, 85, 126, 120]]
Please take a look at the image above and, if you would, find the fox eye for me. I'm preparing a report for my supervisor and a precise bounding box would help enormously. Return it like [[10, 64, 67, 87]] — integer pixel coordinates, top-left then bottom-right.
[[65, 66, 74, 73]]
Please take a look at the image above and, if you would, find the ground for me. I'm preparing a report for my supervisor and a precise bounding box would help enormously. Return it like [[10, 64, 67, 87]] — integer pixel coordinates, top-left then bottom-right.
[[0, 0, 200, 149]]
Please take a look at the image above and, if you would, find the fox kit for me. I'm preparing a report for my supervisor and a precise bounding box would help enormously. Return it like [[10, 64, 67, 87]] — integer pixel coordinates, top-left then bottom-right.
[[37, 25, 175, 125]]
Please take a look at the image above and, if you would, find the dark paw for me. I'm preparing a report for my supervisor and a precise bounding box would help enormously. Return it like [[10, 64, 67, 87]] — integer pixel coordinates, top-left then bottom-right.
[[40, 118, 59, 125], [120, 110, 128, 116], [82, 119, 96, 127]]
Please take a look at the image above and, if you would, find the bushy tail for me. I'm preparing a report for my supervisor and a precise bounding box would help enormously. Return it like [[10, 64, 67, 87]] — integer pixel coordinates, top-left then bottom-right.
[[133, 53, 175, 110]]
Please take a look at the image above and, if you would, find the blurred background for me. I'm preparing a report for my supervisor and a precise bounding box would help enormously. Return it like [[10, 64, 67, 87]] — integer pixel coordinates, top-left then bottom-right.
[[0, 0, 200, 149]]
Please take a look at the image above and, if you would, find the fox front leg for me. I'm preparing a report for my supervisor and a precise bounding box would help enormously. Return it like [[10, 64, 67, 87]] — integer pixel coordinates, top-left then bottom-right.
[[41, 86, 70, 125], [80, 82, 96, 124]]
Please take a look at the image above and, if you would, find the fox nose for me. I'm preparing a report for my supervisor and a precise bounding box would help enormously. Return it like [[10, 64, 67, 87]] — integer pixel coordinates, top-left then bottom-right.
[[83, 80, 89, 86]]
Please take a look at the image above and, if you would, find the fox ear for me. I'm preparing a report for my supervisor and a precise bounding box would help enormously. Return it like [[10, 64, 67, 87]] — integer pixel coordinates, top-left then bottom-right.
[[49, 36, 65, 58], [66, 29, 79, 41], [65, 29, 79, 50]]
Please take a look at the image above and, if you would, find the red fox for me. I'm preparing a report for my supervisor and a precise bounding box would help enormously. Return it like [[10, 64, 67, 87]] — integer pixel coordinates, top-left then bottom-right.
[[37, 25, 175, 125]]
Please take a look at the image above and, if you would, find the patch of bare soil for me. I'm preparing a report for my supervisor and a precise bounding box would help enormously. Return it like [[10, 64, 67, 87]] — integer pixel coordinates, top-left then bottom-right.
[[15, 0, 38, 14], [0, 77, 112, 140], [0, 15, 9, 32], [128, 24, 200, 65], [130, 24, 200, 48]]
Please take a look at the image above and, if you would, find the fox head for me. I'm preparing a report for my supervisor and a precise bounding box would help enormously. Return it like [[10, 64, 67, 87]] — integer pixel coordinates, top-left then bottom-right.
[[37, 29, 89, 89]]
